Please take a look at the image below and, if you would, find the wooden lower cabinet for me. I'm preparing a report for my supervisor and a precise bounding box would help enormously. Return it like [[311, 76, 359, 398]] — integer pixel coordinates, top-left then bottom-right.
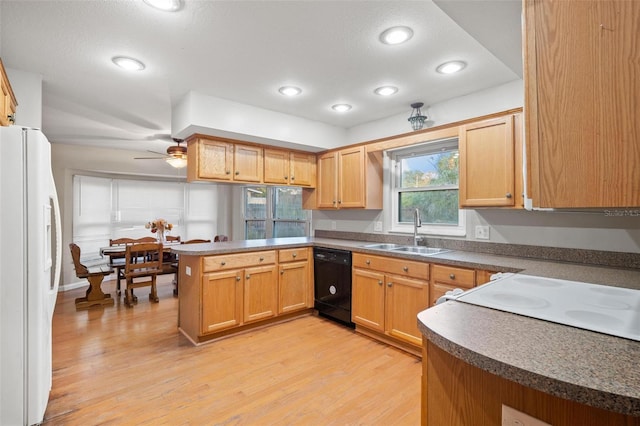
[[243, 265, 278, 323], [429, 264, 476, 307], [278, 247, 312, 314], [202, 270, 243, 334], [352, 253, 429, 351]]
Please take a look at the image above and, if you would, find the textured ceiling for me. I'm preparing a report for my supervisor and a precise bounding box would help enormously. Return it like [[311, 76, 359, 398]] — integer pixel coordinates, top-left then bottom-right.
[[0, 0, 521, 154]]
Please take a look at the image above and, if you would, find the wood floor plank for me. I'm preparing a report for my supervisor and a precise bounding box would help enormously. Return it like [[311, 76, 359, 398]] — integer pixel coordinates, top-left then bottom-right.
[[45, 277, 421, 425]]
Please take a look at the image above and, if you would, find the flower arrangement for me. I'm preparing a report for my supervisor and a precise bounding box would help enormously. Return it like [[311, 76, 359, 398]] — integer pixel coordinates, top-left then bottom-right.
[[145, 218, 173, 234]]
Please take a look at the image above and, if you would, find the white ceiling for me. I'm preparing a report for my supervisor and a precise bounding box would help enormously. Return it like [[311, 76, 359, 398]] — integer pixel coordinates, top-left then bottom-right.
[[0, 0, 522, 155]]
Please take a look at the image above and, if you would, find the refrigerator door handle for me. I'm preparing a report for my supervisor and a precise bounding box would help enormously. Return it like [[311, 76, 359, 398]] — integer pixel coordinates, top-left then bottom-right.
[[49, 171, 62, 296]]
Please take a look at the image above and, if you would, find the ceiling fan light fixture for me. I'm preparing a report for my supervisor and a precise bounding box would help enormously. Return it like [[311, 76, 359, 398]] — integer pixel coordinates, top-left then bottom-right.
[[374, 86, 398, 96], [143, 0, 183, 12], [112, 56, 145, 71], [278, 86, 302, 96], [379, 26, 413, 45], [407, 102, 427, 131], [331, 104, 352, 113], [166, 156, 187, 168], [436, 60, 467, 74]]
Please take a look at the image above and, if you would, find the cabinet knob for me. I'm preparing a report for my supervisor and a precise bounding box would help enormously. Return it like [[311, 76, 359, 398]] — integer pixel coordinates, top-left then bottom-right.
[[333, 200, 336, 205], [387, 282, 392, 287], [292, 253, 297, 258], [449, 273, 456, 280], [235, 171, 240, 175], [246, 274, 251, 279], [378, 280, 383, 286], [225, 170, 231, 175], [284, 176, 288, 180], [365, 259, 371, 265], [7, 114, 15, 124], [291, 176, 295, 181], [221, 261, 226, 266], [280, 270, 284, 275], [338, 200, 342, 204], [506, 192, 512, 198], [236, 276, 241, 281], [259, 257, 264, 261], [403, 266, 409, 272]]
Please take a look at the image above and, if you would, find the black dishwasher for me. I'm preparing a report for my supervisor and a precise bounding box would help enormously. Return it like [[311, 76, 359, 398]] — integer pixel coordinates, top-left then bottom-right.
[[313, 247, 354, 327]]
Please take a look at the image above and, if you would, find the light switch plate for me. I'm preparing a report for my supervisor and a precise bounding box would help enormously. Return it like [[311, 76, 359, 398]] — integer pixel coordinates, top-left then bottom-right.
[[374, 221, 383, 232], [475, 225, 490, 240], [185, 266, 191, 276], [502, 405, 550, 426]]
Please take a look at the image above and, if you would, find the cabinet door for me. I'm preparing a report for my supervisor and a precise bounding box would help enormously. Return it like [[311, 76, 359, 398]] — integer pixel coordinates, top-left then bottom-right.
[[243, 265, 278, 323], [429, 282, 458, 307], [264, 148, 290, 185], [317, 151, 338, 208], [459, 116, 515, 207], [278, 260, 310, 314], [234, 144, 263, 182], [352, 268, 385, 332], [290, 152, 316, 187], [202, 270, 242, 334], [338, 146, 365, 208], [198, 140, 233, 180], [385, 274, 429, 346], [525, 0, 640, 208]]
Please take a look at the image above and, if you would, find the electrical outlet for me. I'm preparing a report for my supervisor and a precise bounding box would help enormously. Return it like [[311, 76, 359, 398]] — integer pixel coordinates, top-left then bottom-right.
[[502, 405, 550, 426], [331, 221, 336, 230], [475, 225, 490, 240], [374, 221, 383, 232]]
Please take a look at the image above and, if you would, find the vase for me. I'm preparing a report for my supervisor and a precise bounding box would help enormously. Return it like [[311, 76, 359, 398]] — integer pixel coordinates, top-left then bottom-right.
[[157, 229, 165, 243]]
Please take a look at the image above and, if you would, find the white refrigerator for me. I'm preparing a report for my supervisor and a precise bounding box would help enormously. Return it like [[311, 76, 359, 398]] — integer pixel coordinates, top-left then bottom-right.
[[0, 126, 62, 425]]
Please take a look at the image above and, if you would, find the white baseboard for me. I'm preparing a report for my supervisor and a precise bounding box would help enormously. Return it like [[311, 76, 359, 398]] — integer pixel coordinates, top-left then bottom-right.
[[59, 280, 88, 292]]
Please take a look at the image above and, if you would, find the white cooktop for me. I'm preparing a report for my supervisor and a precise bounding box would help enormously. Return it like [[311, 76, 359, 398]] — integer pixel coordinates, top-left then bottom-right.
[[455, 273, 640, 342]]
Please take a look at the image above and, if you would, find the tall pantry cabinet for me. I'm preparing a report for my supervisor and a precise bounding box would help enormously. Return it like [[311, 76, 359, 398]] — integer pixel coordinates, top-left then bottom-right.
[[524, 0, 640, 208]]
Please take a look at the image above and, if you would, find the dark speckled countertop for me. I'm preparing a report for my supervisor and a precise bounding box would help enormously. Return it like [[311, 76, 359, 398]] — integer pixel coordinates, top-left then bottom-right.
[[172, 235, 640, 416]]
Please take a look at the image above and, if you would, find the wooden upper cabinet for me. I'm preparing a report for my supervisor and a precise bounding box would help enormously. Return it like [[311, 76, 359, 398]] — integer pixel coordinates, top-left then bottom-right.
[[189, 139, 234, 181], [314, 146, 382, 209], [289, 152, 316, 187], [233, 144, 263, 182], [264, 148, 316, 187], [0, 58, 17, 127], [524, 0, 640, 208], [459, 114, 521, 208]]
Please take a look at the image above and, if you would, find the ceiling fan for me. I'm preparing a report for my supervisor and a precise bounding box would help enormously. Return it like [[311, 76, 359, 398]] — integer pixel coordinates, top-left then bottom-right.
[[134, 138, 187, 168]]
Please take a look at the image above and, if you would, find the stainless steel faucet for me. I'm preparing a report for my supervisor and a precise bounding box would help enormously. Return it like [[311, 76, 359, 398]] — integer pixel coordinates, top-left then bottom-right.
[[413, 208, 422, 246]]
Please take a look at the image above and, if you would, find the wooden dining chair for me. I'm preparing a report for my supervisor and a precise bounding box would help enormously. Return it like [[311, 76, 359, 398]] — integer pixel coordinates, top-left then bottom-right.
[[166, 235, 181, 243], [214, 235, 229, 242], [181, 239, 211, 244], [69, 243, 114, 310], [123, 242, 163, 307]]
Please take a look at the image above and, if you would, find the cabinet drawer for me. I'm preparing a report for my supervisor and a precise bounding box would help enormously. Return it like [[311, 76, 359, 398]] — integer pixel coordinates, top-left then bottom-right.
[[353, 253, 429, 280], [431, 264, 475, 288], [278, 247, 309, 263], [203, 250, 276, 272]]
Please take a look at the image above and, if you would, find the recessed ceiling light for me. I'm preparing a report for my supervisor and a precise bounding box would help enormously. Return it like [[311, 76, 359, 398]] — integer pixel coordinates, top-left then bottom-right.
[[143, 0, 183, 12], [436, 61, 467, 74], [112, 56, 145, 71], [374, 86, 398, 96], [278, 86, 302, 96], [332, 104, 352, 112], [379, 26, 413, 45]]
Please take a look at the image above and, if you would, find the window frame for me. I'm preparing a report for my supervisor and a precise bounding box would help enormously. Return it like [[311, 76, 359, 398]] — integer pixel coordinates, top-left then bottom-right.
[[243, 185, 311, 239], [389, 137, 466, 237]]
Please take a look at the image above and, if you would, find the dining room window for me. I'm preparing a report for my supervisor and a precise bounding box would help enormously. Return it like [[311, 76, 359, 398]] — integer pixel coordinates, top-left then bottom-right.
[[243, 186, 310, 239]]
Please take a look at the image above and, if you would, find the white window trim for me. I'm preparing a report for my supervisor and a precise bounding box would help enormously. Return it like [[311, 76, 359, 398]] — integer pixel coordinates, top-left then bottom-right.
[[387, 138, 466, 237]]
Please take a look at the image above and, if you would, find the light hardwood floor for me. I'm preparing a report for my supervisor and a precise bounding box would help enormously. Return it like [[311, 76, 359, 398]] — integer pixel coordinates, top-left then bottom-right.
[[45, 276, 422, 425]]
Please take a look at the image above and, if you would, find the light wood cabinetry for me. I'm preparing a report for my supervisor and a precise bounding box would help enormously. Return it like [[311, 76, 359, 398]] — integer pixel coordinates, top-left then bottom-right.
[[429, 264, 476, 307], [524, 0, 640, 208], [312, 146, 383, 210], [264, 148, 316, 187], [459, 113, 523, 208], [202, 269, 243, 333], [278, 247, 312, 314], [187, 136, 315, 186], [352, 253, 429, 349], [0, 59, 17, 126]]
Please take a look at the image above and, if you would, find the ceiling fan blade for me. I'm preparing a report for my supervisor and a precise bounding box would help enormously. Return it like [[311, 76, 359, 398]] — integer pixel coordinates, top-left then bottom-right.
[[134, 156, 167, 160]]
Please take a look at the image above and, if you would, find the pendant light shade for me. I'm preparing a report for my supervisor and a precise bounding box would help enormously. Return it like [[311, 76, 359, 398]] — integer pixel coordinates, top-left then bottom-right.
[[408, 102, 427, 131]]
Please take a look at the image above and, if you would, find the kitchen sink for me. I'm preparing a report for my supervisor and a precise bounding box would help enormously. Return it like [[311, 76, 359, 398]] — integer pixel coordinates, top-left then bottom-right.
[[389, 246, 450, 256], [360, 243, 450, 256], [360, 243, 404, 250]]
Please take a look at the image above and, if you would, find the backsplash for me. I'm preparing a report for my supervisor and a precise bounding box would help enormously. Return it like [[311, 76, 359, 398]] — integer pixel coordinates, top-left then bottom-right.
[[315, 230, 640, 270]]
